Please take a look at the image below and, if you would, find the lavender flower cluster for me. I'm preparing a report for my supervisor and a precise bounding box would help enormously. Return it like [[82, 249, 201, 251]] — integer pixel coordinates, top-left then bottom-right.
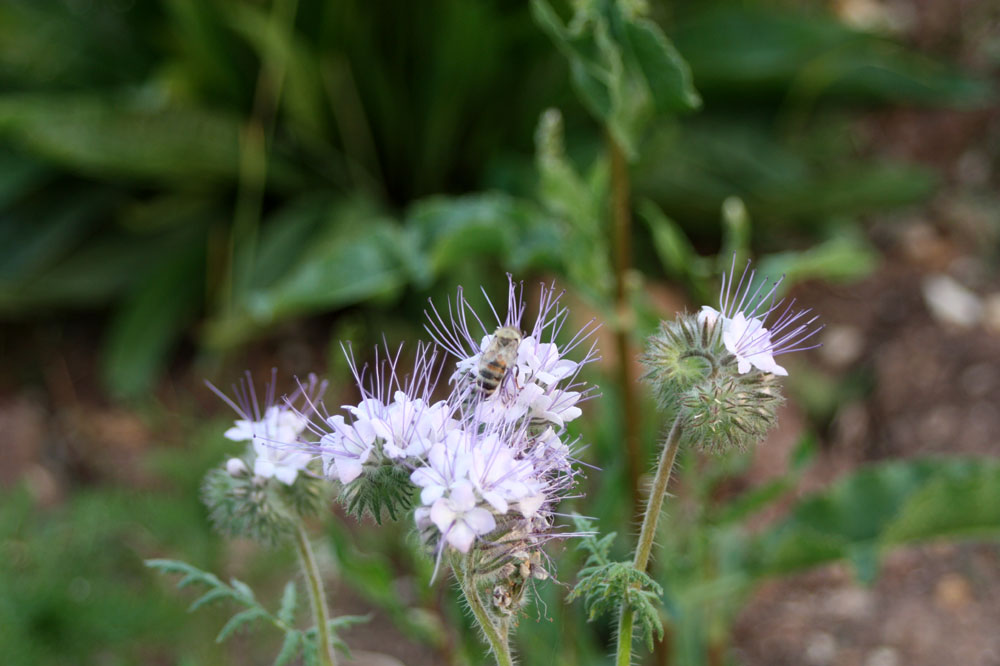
[[215, 277, 598, 570]]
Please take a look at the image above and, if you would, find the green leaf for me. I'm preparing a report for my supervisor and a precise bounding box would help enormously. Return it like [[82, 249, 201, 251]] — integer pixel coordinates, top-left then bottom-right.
[[229, 578, 256, 603], [637, 199, 701, 279], [205, 198, 410, 347], [188, 587, 234, 612], [274, 630, 303, 666], [673, 6, 991, 107], [408, 192, 561, 277], [101, 239, 204, 397], [622, 17, 701, 113], [532, 0, 700, 156], [0, 94, 242, 183], [884, 462, 1000, 544], [750, 458, 1000, 581], [757, 231, 879, 291]]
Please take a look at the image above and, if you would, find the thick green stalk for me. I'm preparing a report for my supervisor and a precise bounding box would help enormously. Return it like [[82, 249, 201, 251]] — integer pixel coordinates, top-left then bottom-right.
[[609, 133, 642, 519], [616, 416, 684, 666], [294, 523, 337, 666], [453, 553, 514, 666]]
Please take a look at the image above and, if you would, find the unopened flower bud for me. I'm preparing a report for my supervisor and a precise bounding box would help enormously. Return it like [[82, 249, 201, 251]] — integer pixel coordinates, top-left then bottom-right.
[[226, 458, 249, 477]]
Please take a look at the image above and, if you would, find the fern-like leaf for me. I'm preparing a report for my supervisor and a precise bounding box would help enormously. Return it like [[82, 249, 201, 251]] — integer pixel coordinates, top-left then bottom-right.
[[566, 518, 665, 652], [217, 607, 269, 642]]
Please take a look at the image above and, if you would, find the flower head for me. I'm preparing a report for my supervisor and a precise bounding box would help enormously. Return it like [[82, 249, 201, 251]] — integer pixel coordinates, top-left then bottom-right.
[[208, 370, 325, 485], [701, 256, 823, 376], [643, 257, 823, 453], [312, 342, 453, 485], [425, 275, 599, 430], [412, 276, 594, 569]]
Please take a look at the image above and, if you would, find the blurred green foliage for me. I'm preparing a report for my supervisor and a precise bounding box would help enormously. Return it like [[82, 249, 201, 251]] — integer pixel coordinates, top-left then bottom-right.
[[0, 0, 988, 397]]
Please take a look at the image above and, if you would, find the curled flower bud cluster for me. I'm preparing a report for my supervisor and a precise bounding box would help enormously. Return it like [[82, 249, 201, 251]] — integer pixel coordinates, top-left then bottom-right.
[[643, 258, 822, 452]]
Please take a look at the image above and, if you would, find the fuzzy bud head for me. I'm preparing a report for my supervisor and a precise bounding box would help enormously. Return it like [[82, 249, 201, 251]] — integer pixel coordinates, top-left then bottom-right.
[[641, 314, 722, 413], [679, 372, 783, 453]]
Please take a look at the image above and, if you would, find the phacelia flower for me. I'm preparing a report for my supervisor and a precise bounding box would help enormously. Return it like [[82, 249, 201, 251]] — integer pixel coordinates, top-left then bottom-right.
[[312, 342, 454, 485], [425, 275, 598, 431], [209, 370, 325, 485], [204, 371, 329, 541], [698, 256, 823, 376], [410, 276, 594, 565]]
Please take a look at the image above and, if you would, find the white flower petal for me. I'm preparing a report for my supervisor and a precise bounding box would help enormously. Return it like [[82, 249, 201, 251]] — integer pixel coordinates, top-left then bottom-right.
[[519, 494, 545, 518], [430, 499, 457, 532], [274, 465, 299, 485], [254, 458, 276, 479], [463, 508, 496, 535], [446, 521, 476, 553], [334, 458, 363, 484]]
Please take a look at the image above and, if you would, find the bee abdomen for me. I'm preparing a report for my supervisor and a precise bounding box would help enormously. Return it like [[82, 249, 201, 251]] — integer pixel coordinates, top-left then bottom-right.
[[477, 366, 506, 394]]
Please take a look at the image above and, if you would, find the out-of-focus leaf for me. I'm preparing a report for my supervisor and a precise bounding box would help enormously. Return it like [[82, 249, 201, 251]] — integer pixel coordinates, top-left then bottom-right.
[[637, 199, 704, 281], [0, 2, 154, 89], [102, 239, 205, 397], [205, 199, 408, 347], [409, 192, 562, 279], [0, 234, 177, 313], [885, 462, 1000, 544], [758, 230, 879, 290], [532, 0, 699, 157], [672, 6, 991, 107], [634, 121, 937, 229], [622, 17, 701, 113], [0, 149, 48, 209], [749, 458, 1000, 581], [0, 94, 242, 183], [534, 110, 612, 299], [224, 1, 328, 140], [250, 194, 331, 289], [0, 186, 112, 283]]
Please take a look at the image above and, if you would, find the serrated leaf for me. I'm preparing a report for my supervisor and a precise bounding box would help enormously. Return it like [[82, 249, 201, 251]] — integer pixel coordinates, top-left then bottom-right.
[[216, 608, 268, 643], [277, 581, 297, 626], [146, 558, 223, 590]]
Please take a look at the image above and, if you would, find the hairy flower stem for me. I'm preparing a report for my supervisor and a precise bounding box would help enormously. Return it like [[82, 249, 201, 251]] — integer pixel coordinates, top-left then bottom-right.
[[294, 522, 337, 666], [453, 553, 514, 666], [616, 415, 684, 666]]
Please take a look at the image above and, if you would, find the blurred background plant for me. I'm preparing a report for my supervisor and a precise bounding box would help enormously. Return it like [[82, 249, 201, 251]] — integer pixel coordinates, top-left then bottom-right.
[[2, 0, 999, 664]]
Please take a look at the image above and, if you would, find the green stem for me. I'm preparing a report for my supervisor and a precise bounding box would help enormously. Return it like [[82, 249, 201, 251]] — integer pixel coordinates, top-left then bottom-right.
[[294, 523, 337, 666], [609, 133, 642, 520], [616, 415, 684, 666], [453, 553, 514, 666]]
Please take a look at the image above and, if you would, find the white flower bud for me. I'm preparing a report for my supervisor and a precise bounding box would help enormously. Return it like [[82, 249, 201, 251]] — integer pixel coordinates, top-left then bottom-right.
[[226, 457, 249, 477]]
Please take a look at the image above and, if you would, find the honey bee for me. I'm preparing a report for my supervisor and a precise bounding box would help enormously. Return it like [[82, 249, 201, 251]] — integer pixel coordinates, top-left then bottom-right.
[[477, 326, 522, 395]]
